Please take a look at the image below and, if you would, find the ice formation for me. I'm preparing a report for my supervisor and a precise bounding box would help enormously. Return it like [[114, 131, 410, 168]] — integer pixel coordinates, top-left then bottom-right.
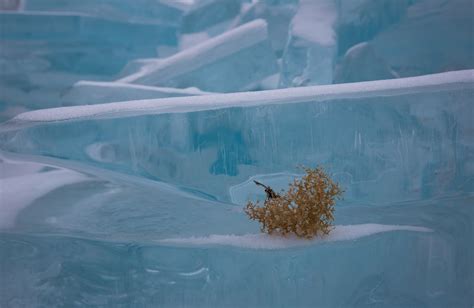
[[118, 19, 279, 92], [280, 0, 338, 86], [2, 70, 472, 205], [0, 0, 473, 306], [333, 42, 398, 83], [62, 81, 209, 106]]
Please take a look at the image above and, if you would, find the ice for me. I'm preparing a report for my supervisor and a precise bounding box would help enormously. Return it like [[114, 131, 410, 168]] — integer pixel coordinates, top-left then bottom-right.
[[280, 0, 473, 87], [336, 0, 413, 57], [61, 81, 210, 106], [0, 0, 21, 10], [180, 0, 241, 34], [1, 197, 471, 307], [2, 70, 472, 204], [0, 11, 176, 46], [370, 0, 474, 77], [0, 150, 254, 238], [280, 0, 338, 86], [233, 0, 298, 57], [23, 0, 183, 26], [1, 2, 473, 306], [333, 42, 398, 83], [0, 10, 178, 118], [118, 19, 278, 92]]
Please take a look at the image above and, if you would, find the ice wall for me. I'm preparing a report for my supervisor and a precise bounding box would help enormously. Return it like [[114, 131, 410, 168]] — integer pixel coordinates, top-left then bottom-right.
[[2, 70, 473, 204]]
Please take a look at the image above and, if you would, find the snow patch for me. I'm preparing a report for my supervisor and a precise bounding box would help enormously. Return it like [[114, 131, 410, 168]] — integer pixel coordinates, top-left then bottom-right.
[[159, 224, 433, 249], [0, 169, 88, 228], [291, 0, 337, 46]]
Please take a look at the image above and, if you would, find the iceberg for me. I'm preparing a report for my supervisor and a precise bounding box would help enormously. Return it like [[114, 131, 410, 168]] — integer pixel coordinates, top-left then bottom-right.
[[118, 19, 279, 92], [2, 70, 473, 204]]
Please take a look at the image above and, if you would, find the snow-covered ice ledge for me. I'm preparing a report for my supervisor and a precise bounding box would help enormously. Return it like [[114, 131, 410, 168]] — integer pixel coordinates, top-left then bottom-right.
[[158, 224, 433, 250], [2, 69, 473, 130]]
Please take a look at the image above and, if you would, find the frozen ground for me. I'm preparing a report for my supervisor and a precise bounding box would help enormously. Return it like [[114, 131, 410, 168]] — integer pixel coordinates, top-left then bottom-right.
[[0, 0, 473, 307]]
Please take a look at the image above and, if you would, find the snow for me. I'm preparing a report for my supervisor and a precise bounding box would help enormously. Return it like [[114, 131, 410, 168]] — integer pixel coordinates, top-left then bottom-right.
[[0, 169, 88, 228], [62, 80, 211, 105], [72, 81, 208, 95], [159, 224, 433, 249], [291, 0, 337, 46], [3, 69, 472, 128]]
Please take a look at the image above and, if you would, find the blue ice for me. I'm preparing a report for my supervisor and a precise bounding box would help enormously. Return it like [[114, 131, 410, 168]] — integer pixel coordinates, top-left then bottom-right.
[[0, 0, 473, 307]]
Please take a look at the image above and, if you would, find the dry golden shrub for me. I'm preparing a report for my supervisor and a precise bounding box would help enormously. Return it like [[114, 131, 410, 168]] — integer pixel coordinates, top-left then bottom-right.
[[244, 167, 343, 239]]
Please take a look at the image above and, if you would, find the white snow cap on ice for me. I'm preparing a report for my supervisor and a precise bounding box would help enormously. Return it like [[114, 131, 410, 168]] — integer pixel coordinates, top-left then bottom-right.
[[159, 224, 433, 249]]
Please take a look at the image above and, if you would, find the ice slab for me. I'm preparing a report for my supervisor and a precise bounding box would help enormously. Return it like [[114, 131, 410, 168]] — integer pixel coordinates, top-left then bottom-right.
[[370, 0, 474, 77], [0, 71, 110, 121], [118, 19, 279, 92], [0, 11, 177, 46], [280, 0, 338, 86], [61, 81, 210, 106], [180, 0, 241, 34], [0, 39, 159, 77], [0, 11, 176, 78], [1, 70, 472, 205], [233, 0, 297, 57], [0, 0, 21, 10], [336, 0, 412, 56], [333, 42, 398, 83], [23, 0, 183, 26], [336, 0, 473, 78]]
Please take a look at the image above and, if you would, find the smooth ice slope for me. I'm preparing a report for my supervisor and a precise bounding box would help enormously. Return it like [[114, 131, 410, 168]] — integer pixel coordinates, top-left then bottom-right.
[[1, 70, 473, 205], [62, 81, 210, 106], [118, 19, 279, 92]]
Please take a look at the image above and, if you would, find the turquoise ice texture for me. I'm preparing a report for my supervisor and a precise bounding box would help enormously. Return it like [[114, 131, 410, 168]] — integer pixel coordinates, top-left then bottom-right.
[[0, 0, 473, 307]]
